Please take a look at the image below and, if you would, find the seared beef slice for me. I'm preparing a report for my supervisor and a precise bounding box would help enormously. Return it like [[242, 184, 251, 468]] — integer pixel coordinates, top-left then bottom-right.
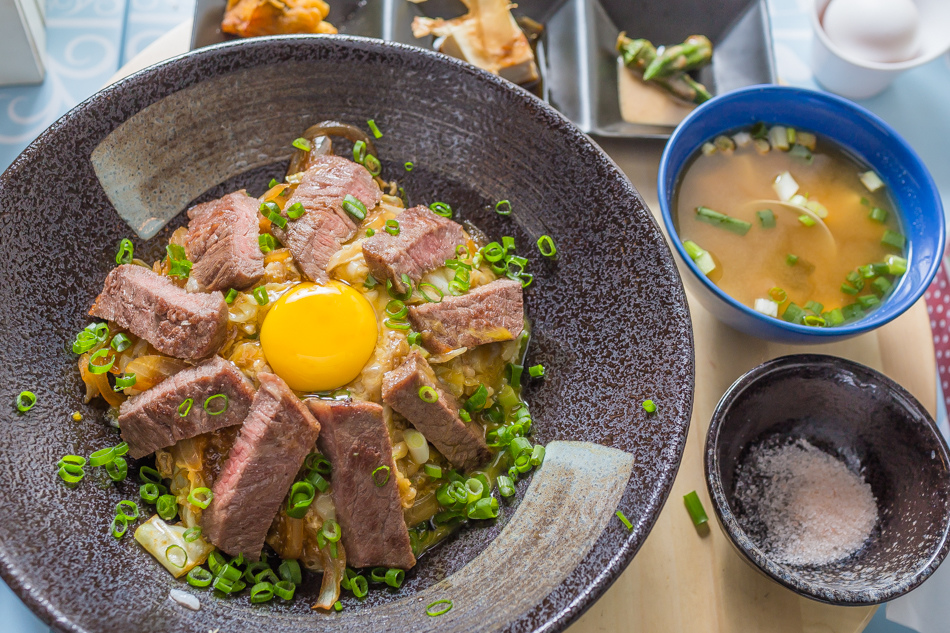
[[361, 205, 467, 293], [272, 155, 381, 283], [185, 191, 264, 292], [203, 373, 321, 558], [307, 399, 416, 569], [408, 278, 524, 354], [89, 264, 228, 360], [118, 356, 255, 459], [382, 351, 491, 471]]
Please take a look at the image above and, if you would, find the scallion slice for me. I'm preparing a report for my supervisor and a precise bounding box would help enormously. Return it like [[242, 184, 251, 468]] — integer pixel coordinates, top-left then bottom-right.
[[364, 154, 382, 176], [274, 580, 295, 600], [111, 514, 129, 539], [105, 457, 128, 482], [683, 490, 709, 526], [756, 209, 775, 228], [424, 463, 442, 479], [367, 119, 383, 139], [15, 390, 36, 412], [426, 599, 453, 617], [342, 194, 367, 221], [110, 333, 132, 352], [87, 348, 115, 375], [292, 137, 311, 152], [418, 386, 438, 403], [253, 286, 269, 306], [366, 227, 375, 237], [498, 475, 515, 497], [616, 510, 634, 530], [495, 200, 512, 216], [881, 229, 905, 250], [372, 465, 391, 487], [385, 219, 400, 236], [418, 282, 444, 303], [798, 214, 816, 227], [786, 254, 798, 266], [536, 234, 558, 257], [113, 373, 136, 391], [224, 288, 238, 304], [429, 202, 452, 218], [115, 238, 134, 265], [286, 481, 315, 518], [156, 494, 178, 522], [528, 364, 545, 378], [869, 207, 888, 223], [642, 399, 657, 414], [188, 487, 213, 509], [353, 140, 367, 163], [695, 206, 752, 235], [204, 394, 229, 415], [259, 234, 278, 253], [278, 559, 302, 585], [404, 161, 414, 172], [187, 566, 213, 587], [183, 526, 202, 543]]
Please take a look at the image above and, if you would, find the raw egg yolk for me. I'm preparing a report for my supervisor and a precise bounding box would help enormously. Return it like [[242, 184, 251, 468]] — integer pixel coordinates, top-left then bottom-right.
[[260, 281, 377, 392]]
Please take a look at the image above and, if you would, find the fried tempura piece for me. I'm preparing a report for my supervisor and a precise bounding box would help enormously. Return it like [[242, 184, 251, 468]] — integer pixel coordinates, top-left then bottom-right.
[[222, 0, 337, 38]]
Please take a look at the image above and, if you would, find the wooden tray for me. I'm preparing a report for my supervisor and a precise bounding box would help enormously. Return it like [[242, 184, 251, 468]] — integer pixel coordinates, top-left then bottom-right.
[[568, 139, 937, 633]]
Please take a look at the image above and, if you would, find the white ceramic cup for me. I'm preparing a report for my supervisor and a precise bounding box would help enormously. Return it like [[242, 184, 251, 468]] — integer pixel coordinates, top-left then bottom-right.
[[811, 0, 950, 100]]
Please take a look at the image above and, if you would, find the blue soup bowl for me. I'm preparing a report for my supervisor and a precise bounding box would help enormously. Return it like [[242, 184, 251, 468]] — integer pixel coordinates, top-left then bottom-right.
[[658, 85, 945, 344]]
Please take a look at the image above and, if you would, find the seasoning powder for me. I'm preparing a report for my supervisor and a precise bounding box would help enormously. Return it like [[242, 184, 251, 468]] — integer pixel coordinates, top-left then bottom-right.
[[734, 438, 878, 566]]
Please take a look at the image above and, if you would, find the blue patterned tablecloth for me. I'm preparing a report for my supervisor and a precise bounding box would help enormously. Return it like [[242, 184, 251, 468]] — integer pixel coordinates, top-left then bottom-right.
[[1, 1, 947, 631]]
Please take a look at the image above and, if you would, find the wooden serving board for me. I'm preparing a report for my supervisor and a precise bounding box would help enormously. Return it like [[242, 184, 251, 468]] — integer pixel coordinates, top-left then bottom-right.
[[566, 141, 937, 633]]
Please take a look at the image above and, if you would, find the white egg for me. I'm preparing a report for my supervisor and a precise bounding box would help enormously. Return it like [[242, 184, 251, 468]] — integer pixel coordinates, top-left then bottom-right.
[[822, 0, 920, 63]]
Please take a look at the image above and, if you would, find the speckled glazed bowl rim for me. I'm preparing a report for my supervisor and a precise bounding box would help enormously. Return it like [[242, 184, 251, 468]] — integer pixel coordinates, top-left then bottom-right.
[[704, 353, 950, 605], [0, 35, 694, 633], [657, 84, 946, 341]]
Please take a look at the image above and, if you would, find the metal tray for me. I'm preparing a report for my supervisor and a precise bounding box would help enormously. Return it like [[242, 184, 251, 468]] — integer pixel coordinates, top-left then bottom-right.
[[191, 0, 776, 139]]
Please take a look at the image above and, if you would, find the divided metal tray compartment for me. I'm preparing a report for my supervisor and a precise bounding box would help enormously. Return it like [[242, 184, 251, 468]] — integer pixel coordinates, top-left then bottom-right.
[[192, 0, 776, 139]]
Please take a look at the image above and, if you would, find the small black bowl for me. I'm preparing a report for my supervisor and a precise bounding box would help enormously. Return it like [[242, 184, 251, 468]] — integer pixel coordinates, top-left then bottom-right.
[[705, 354, 950, 604]]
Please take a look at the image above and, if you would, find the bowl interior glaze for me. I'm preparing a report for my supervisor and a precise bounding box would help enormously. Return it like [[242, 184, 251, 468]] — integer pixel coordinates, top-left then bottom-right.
[[0, 36, 693, 633], [705, 354, 950, 604]]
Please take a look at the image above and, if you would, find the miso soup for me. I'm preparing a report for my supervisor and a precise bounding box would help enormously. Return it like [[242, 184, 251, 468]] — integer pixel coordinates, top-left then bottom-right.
[[674, 124, 907, 327]]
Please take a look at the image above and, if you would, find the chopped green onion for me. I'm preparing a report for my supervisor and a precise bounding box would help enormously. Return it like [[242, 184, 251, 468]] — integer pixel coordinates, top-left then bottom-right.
[[464, 384, 488, 412], [286, 481, 316, 518], [305, 452, 332, 475], [384, 318, 411, 331], [113, 373, 136, 391], [459, 409, 471, 422], [322, 519, 342, 543], [798, 214, 816, 227], [222, 290, 238, 306], [872, 276, 892, 296], [424, 464, 442, 479], [495, 200, 512, 215], [89, 446, 116, 467], [139, 484, 162, 502], [498, 475, 515, 497], [426, 599, 453, 616], [139, 465, 162, 485], [869, 207, 888, 223], [528, 364, 545, 378], [786, 254, 798, 266], [887, 255, 908, 276], [204, 394, 229, 415], [342, 194, 367, 221], [188, 487, 213, 509], [769, 287, 787, 303], [285, 201, 305, 220], [57, 455, 86, 485], [683, 490, 708, 526], [353, 140, 367, 163], [278, 559, 302, 586], [642, 399, 657, 414], [881, 229, 906, 250], [386, 299, 408, 319], [530, 445, 545, 467], [268, 178, 279, 189], [385, 568, 404, 588], [259, 234, 278, 253], [385, 219, 400, 236], [367, 119, 382, 139], [187, 566, 213, 587], [419, 282, 444, 303], [178, 398, 193, 417], [804, 300, 824, 315], [364, 154, 382, 176], [72, 322, 109, 354], [418, 386, 438, 403], [110, 333, 131, 352], [253, 286, 269, 306], [404, 162, 414, 172], [350, 575, 368, 599], [292, 137, 311, 152], [115, 239, 134, 265], [429, 202, 452, 218], [802, 315, 826, 327], [105, 457, 128, 481], [115, 500, 139, 520], [842, 302, 865, 321], [537, 234, 558, 257], [508, 363, 524, 390], [250, 581, 275, 603], [386, 274, 414, 301], [87, 348, 115, 375], [682, 240, 716, 276], [841, 282, 859, 296], [822, 308, 845, 326], [467, 496, 499, 520], [858, 295, 880, 309], [756, 209, 776, 228], [183, 526, 202, 543], [372, 465, 391, 487], [156, 494, 178, 522], [788, 143, 813, 164], [111, 514, 129, 539], [165, 544, 188, 569], [782, 302, 806, 324], [15, 391, 36, 412], [366, 227, 375, 237], [364, 274, 378, 290], [212, 576, 246, 594], [695, 206, 752, 236], [165, 244, 192, 279], [616, 510, 634, 530]]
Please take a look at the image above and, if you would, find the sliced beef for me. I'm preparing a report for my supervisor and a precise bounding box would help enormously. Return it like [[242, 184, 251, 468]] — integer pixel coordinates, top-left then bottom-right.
[[307, 399, 416, 569], [202, 373, 321, 558], [185, 190, 264, 292], [273, 155, 381, 283], [361, 205, 467, 293], [118, 356, 255, 459], [382, 351, 492, 471], [89, 264, 228, 360], [407, 278, 524, 354]]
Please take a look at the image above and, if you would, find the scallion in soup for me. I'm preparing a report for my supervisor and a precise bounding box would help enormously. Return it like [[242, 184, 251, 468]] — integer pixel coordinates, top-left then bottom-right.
[[674, 123, 907, 327]]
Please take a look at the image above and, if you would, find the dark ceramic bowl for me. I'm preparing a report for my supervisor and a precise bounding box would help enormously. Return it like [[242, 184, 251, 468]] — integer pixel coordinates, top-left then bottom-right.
[[705, 354, 950, 604], [0, 36, 694, 633]]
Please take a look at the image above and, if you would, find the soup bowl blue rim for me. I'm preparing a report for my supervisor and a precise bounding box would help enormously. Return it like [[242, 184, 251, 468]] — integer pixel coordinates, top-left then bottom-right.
[[657, 84, 945, 343]]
